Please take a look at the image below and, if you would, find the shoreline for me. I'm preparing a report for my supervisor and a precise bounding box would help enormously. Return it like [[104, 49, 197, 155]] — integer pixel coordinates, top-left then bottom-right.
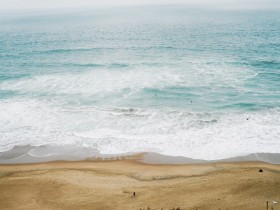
[[1, 145, 280, 165]]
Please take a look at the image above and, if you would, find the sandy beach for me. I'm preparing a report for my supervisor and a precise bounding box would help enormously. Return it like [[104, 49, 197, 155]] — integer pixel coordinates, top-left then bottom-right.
[[1, 155, 280, 210]]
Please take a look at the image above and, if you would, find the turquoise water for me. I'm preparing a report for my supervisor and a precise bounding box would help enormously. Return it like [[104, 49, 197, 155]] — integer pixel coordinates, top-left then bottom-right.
[[0, 7, 280, 159]]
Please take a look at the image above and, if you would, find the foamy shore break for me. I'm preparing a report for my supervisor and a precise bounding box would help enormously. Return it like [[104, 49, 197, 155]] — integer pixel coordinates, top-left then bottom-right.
[[1, 145, 280, 164]]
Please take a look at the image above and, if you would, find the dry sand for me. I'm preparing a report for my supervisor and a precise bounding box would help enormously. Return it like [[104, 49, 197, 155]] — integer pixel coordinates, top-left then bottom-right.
[[0, 156, 280, 210]]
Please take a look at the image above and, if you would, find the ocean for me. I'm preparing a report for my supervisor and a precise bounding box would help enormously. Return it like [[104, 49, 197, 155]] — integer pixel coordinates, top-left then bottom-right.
[[0, 6, 280, 160]]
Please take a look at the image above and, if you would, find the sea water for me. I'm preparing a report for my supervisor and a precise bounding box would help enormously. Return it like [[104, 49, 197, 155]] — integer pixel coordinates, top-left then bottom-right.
[[0, 6, 280, 160]]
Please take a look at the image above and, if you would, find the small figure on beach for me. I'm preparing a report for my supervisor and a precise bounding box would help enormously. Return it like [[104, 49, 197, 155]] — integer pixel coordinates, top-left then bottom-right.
[[133, 192, 136, 196]]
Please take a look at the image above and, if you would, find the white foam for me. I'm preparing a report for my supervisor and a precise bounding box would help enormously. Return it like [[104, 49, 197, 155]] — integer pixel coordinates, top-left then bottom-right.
[[0, 57, 254, 101], [0, 98, 279, 160], [0, 57, 278, 160]]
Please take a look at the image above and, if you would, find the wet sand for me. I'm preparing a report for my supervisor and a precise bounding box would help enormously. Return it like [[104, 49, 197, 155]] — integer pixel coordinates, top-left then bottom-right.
[[0, 156, 280, 210]]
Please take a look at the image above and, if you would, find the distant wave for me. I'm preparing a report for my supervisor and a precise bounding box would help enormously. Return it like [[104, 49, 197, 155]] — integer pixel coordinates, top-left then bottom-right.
[[0, 73, 30, 81], [250, 60, 280, 69], [63, 62, 130, 68], [256, 72, 280, 80], [1, 46, 184, 58], [39, 47, 116, 54], [38, 46, 180, 54]]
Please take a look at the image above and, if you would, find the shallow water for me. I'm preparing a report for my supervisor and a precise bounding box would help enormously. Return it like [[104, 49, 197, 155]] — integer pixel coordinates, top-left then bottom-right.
[[0, 7, 280, 160]]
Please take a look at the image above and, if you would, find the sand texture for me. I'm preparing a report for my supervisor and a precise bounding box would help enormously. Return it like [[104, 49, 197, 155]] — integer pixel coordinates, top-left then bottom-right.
[[0, 158, 280, 210]]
